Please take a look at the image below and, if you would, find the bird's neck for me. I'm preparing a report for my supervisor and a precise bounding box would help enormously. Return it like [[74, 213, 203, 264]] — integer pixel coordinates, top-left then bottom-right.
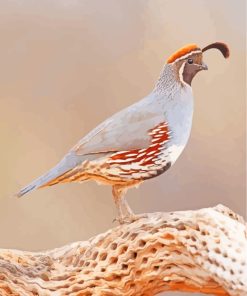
[[153, 64, 186, 96]]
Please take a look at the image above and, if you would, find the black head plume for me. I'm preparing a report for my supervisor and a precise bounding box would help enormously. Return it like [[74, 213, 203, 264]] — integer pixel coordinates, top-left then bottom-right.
[[202, 42, 230, 58]]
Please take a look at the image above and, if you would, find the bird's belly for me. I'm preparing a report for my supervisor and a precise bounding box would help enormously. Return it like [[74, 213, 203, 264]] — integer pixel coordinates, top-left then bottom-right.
[[84, 145, 173, 184], [165, 144, 185, 164]]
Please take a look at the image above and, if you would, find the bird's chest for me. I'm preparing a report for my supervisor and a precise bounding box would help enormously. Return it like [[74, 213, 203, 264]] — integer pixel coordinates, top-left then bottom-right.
[[163, 88, 194, 164]]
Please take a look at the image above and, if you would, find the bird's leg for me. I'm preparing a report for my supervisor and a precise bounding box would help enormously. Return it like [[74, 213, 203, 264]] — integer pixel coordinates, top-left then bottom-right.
[[121, 195, 133, 215], [122, 196, 141, 223], [112, 185, 137, 224], [112, 186, 125, 224]]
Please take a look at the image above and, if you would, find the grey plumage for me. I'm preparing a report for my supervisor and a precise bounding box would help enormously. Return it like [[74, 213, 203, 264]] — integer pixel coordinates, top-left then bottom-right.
[[16, 42, 229, 223], [16, 153, 84, 197], [16, 64, 190, 197]]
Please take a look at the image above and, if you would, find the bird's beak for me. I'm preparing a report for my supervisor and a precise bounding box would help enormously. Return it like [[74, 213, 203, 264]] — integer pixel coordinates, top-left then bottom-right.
[[200, 62, 208, 70]]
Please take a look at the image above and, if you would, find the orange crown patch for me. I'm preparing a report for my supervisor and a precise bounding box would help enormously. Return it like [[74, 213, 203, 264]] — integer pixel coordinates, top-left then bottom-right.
[[167, 44, 201, 63]]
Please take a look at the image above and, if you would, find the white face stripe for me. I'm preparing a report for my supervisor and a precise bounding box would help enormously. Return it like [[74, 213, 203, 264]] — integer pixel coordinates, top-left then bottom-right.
[[179, 61, 186, 85], [170, 49, 202, 64]]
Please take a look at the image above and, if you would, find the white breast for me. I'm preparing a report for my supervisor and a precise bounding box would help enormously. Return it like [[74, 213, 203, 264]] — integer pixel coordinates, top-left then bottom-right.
[[165, 85, 194, 164]]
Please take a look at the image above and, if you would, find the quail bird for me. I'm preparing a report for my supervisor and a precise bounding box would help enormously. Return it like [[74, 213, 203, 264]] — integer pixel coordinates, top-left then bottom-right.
[[17, 42, 230, 223]]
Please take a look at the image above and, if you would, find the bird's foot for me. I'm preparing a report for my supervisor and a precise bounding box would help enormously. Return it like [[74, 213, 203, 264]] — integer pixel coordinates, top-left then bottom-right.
[[113, 214, 140, 225]]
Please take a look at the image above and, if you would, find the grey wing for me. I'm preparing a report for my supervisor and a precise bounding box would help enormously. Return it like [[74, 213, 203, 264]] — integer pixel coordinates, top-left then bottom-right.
[[73, 95, 164, 156], [17, 94, 164, 197]]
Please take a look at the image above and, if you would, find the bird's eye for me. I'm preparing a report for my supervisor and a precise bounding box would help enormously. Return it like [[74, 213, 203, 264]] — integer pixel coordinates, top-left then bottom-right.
[[188, 58, 193, 64]]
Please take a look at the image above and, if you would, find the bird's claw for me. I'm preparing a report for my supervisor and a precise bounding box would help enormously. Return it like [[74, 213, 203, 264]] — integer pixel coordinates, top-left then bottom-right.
[[113, 214, 140, 225]]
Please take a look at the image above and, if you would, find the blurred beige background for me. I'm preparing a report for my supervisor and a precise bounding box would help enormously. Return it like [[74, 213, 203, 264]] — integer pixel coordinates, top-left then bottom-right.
[[0, 1, 246, 294]]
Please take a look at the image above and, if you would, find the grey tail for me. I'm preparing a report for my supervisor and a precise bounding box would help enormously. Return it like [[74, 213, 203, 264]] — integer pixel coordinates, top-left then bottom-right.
[[16, 153, 82, 198], [16, 169, 63, 198]]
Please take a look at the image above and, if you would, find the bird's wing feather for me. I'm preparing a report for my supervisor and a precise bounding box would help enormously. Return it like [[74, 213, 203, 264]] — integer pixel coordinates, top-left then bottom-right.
[[73, 96, 165, 156], [16, 94, 167, 197]]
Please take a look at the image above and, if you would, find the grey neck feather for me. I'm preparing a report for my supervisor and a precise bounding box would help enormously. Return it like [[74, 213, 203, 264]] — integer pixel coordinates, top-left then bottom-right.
[[153, 64, 181, 97]]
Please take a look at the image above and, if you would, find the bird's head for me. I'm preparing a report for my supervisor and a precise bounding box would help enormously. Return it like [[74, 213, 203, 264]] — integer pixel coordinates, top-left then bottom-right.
[[167, 42, 230, 86]]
